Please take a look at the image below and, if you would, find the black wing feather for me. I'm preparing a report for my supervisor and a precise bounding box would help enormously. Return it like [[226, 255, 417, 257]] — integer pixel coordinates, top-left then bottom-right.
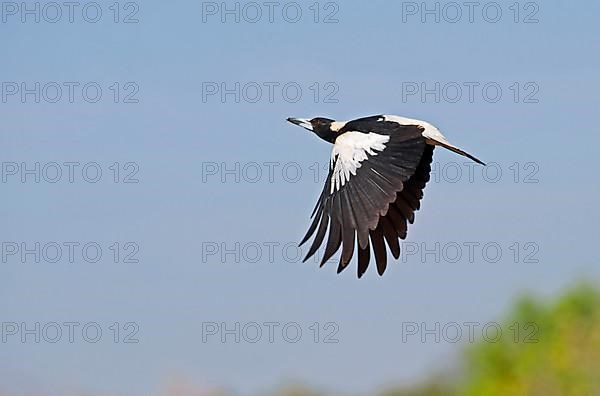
[[380, 216, 401, 259], [320, 200, 342, 266], [303, 210, 329, 262], [357, 242, 371, 279], [370, 226, 387, 276]]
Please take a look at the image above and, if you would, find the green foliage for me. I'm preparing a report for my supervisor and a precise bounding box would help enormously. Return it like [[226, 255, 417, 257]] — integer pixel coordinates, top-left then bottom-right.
[[376, 283, 600, 396], [460, 283, 600, 396]]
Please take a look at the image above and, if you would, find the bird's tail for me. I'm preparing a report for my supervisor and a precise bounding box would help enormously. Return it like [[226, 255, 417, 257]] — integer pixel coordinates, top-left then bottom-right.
[[429, 140, 486, 166]]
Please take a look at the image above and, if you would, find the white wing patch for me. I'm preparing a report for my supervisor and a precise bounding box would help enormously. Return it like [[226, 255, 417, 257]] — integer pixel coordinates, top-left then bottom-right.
[[330, 132, 389, 193]]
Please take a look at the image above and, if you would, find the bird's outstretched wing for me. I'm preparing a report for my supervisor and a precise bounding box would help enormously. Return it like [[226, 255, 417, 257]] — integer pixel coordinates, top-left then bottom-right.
[[300, 116, 434, 277]]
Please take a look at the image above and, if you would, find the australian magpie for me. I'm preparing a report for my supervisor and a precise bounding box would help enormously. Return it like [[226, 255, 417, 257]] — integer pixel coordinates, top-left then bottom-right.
[[287, 115, 485, 278]]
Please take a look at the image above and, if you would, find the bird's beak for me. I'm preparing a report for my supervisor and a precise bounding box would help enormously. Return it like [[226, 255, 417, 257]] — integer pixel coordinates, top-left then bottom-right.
[[287, 117, 313, 131]]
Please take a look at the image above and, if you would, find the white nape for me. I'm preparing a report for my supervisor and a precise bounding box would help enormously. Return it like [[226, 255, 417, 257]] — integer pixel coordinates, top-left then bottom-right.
[[330, 121, 347, 132]]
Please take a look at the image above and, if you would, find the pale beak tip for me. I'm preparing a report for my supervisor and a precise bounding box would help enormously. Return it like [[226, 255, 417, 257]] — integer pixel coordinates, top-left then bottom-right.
[[286, 117, 312, 131]]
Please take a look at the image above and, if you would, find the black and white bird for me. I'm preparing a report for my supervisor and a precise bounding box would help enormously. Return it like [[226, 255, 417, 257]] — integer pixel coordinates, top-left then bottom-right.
[[287, 115, 485, 278]]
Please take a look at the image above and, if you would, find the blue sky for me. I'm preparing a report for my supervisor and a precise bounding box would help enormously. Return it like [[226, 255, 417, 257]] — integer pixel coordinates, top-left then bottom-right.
[[1, 1, 600, 395]]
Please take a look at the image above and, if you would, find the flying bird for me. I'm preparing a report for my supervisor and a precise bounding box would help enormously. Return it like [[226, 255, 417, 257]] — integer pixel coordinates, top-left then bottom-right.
[[287, 115, 485, 278]]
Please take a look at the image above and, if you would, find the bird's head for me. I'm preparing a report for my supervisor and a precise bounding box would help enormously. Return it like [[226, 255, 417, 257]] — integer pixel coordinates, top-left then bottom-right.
[[287, 117, 338, 143]]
